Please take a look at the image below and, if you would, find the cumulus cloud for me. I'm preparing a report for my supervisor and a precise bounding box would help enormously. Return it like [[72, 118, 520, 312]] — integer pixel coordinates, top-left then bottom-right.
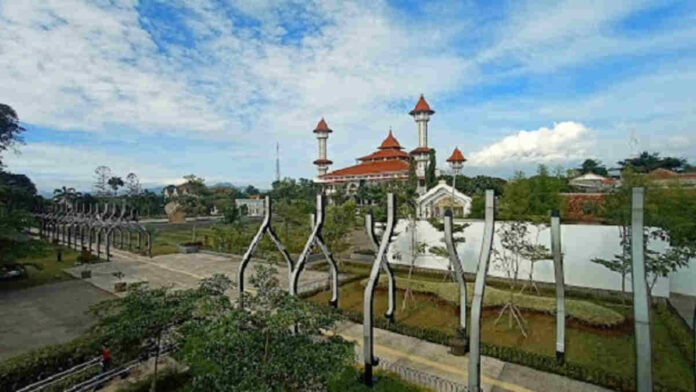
[[467, 122, 596, 167]]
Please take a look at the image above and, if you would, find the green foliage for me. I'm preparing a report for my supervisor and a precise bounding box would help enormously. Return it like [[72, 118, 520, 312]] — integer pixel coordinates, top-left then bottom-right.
[[269, 177, 319, 202], [498, 166, 568, 221], [618, 151, 688, 173], [577, 159, 608, 176], [0, 103, 26, 168], [438, 174, 506, 196], [115, 368, 190, 392], [328, 366, 428, 392], [324, 200, 357, 254], [425, 149, 437, 189], [364, 276, 624, 326], [593, 168, 695, 293], [320, 303, 689, 392], [0, 335, 98, 392], [179, 265, 353, 392]]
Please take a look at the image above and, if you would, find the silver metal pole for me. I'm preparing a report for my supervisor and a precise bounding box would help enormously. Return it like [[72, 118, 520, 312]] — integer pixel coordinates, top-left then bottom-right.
[[468, 190, 495, 392], [551, 209, 565, 363], [238, 196, 272, 307], [443, 210, 467, 339], [363, 193, 396, 386], [365, 212, 396, 322], [631, 187, 653, 392]]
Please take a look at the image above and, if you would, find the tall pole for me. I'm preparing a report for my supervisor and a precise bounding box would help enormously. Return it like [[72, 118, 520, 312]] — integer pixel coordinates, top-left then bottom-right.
[[551, 210, 565, 363], [631, 187, 652, 392], [468, 190, 495, 392]]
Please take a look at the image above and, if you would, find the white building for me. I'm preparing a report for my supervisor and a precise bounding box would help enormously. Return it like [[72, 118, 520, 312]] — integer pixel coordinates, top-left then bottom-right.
[[417, 180, 472, 219]]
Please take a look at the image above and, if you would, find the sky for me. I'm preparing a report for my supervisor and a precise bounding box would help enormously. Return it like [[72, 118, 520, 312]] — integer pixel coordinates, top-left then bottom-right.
[[1, 0, 695, 194]]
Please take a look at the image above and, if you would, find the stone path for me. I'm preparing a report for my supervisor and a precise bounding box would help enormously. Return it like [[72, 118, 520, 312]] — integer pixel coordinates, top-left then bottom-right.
[[65, 249, 340, 297], [0, 280, 113, 360], [332, 321, 611, 392]]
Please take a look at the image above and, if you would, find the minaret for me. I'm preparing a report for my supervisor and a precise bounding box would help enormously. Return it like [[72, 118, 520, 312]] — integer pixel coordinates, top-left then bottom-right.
[[313, 118, 333, 176], [409, 94, 435, 194]]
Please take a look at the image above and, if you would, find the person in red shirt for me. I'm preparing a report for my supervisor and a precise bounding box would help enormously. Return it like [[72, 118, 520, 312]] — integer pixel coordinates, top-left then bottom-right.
[[100, 345, 112, 374]]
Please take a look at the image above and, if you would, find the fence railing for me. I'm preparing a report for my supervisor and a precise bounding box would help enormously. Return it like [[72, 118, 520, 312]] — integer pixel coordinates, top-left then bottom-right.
[[354, 353, 469, 392]]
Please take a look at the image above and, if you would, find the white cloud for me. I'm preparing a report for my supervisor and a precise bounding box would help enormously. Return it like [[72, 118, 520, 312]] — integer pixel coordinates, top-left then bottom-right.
[[467, 122, 596, 167]]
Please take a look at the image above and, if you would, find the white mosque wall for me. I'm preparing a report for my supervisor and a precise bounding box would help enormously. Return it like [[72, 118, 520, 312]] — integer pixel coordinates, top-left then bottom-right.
[[386, 219, 696, 298]]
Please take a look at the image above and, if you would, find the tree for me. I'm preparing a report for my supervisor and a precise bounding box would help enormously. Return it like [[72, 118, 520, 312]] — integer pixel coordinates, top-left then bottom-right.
[[245, 184, 260, 196], [425, 149, 437, 189], [179, 266, 352, 391], [94, 166, 111, 197], [125, 173, 141, 197], [491, 221, 540, 337], [0, 104, 26, 168], [592, 168, 695, 295], [578, 159, 608, 176], [53, 186, 80, 204], [90, 274, 233, 392], [107, 176, 124, 196], [618, 151, 688, 173]]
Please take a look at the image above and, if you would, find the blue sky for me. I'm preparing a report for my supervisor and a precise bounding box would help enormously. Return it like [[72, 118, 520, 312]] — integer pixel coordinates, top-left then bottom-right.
[[1, 0, 695, 193]]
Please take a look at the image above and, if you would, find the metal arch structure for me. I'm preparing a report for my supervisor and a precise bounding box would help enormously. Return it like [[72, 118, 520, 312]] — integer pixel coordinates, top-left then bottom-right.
[[365, 211, 397, 322], [33, 201, 152, 261], [550, 209, 566, 363], [468, 190, 496, 392], [290, 193, 340, 307], [237, 196, 294, 307], [631, 187, 653, 392], [443, 209, 469, 341], [363, 193, 397, 386]]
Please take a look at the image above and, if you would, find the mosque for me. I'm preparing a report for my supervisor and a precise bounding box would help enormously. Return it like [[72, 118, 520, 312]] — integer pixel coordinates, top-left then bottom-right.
[[311, 95, 472, 218]]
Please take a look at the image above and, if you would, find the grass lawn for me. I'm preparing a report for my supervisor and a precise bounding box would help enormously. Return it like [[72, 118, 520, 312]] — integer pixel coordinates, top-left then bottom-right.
[[145, 225, 219, 256], [0, 245, 80, 291], [308, 279, 695, 391]]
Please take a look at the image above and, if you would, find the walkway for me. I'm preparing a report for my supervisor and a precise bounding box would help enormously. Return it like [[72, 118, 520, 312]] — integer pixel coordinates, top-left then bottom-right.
[[64, 249, 339, 297], [0, 280, 113, 360], [332, 321, 611, 392]]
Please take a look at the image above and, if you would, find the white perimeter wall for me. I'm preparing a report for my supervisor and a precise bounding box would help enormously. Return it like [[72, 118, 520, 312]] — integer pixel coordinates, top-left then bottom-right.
[[386, 219, 696, 298]]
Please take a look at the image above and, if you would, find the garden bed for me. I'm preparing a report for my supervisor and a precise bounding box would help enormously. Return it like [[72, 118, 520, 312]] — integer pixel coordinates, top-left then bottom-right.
[[307, 280, 695, 391]]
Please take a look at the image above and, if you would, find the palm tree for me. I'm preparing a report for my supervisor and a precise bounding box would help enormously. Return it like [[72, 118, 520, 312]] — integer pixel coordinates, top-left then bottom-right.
[[53, 186, 81, 204]]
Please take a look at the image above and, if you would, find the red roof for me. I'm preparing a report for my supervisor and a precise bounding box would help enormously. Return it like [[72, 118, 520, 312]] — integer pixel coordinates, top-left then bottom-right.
[[378, 130, 403, 150], [322, 159, 409, 177], [358, 149, 410, 161], [313, 159, 333, 165], [410, 146, 432, 155], [313, 118, 332, 133], [446, 147, 466, 163], [409, 94, 434, 115]]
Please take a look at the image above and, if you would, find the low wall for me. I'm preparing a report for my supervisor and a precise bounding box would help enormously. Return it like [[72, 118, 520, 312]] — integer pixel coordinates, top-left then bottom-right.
[[386, 219, 695, 298]]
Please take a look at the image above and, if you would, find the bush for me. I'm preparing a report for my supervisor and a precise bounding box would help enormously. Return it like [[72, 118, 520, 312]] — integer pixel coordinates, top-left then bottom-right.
[[328, 366, 428, 392], [315, 303, 689, 392], [0, 336, 98, 392], [353, 249, 376, 256]]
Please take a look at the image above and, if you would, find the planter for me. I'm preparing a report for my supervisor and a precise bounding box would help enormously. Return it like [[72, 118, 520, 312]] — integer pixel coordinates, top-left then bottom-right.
[[448, 337, 469, 356], [80, 270, 92, 279], [114, 282, 127, 292], [178, 244, 201, 254]]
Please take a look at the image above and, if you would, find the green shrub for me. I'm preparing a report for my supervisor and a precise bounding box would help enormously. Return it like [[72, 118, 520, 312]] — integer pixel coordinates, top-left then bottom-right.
[[362, 276, 625, 327], [316, 304, 689, 392], [328, 366, 429, 392], [0, 336, 98, 392]]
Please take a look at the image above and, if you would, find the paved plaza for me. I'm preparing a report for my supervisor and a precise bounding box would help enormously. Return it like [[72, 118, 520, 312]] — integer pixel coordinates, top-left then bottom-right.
[[0, 280, 113, 360], [65, 249, 340, 297]]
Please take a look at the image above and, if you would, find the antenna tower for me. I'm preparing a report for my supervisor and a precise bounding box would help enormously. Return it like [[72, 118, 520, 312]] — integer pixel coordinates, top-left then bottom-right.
[[275, 142, 280, 183]]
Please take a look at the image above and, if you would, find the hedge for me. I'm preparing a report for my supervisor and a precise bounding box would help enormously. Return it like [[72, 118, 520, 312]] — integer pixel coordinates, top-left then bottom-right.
[[320, 305, 690, 392], [0, 335, 98, 392]]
